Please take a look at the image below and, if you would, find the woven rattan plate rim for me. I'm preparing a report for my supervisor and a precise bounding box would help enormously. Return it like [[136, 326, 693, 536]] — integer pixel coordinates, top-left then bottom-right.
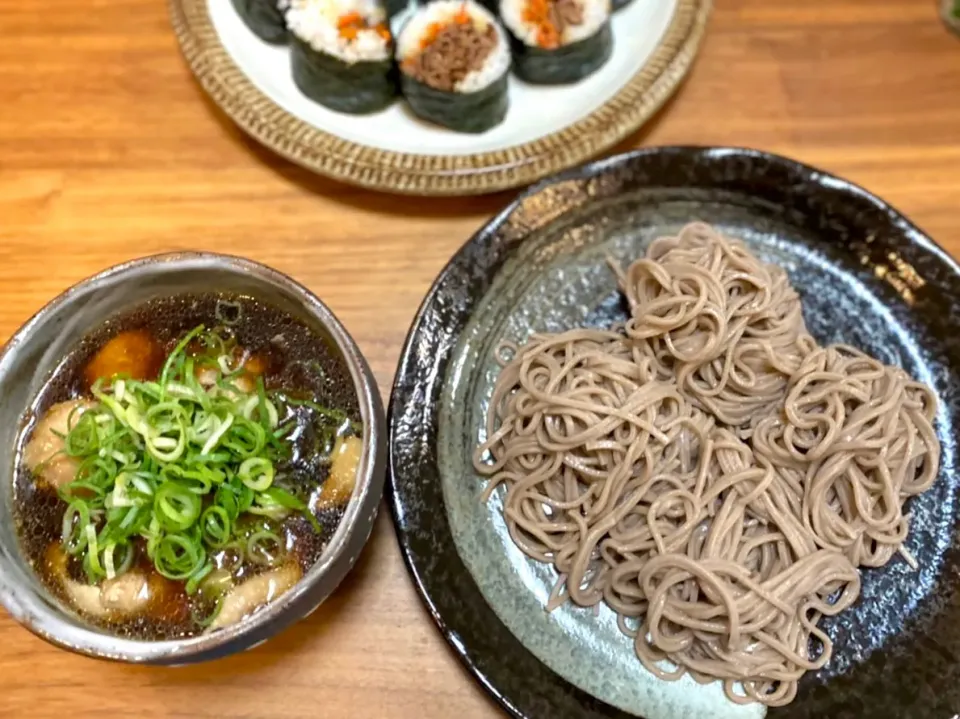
[[169, 0, 712, 196]]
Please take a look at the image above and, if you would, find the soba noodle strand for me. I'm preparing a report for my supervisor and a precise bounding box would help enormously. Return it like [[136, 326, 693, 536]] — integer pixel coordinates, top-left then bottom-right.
[[613, 223, 816, 436]]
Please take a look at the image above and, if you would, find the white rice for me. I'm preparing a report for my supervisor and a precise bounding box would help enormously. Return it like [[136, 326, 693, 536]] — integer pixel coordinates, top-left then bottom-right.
[[396, 0, 510, 94], [500, 0, 609, 47], [286, 0, 391, 64]]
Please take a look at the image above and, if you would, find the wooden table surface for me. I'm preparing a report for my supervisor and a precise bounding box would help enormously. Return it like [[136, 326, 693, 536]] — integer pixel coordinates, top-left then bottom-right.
[[1, 1, 959, 717]]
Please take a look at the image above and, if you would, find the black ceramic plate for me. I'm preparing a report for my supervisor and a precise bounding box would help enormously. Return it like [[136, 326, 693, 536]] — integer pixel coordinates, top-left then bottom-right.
[[387, 147, 960, 719]]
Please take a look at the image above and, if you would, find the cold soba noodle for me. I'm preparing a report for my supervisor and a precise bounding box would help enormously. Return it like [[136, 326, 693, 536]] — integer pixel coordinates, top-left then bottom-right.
[[474, 223, 940, 706], [14, 294, 362, 639]]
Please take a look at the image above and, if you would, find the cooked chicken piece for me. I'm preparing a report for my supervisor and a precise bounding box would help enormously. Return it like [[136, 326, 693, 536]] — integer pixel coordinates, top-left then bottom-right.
[[45, 544, 157, 619], [63, 572, 154, 618], [196, 366, 255, 395], [23, 400, 93, 490], [100, 573, 152, 613], [317, 435, 363, 507], [207, 563, 301, 632], [61, 579, 107, 617], [195, 352, 266, 396]]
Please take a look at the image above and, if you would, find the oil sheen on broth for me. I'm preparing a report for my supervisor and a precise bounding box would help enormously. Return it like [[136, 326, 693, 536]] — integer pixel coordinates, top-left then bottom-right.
[[13, 293, 362, 640]]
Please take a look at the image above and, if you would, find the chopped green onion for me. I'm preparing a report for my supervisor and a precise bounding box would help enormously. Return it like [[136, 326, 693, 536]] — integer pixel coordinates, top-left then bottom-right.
[[60, 481, 107, 503], [200, 413, 234, 456], [153, 533, 206, 580], [64, 412, 100, 457], [246, 530, 283, 566], [201, 506, 232, 548], [62, 500, 92, 555], [51, 325, 353, 607], [261, 487, 323, 534], [238, 457, 274, 492], [103, 540, 134, 580], [159, 325, 205, 401], [185, 561, 215, 595], [154, 482, 202, 532], [193, 595, 225, 627], [83, 524, 104, 582], [215, 545, 245, 573]]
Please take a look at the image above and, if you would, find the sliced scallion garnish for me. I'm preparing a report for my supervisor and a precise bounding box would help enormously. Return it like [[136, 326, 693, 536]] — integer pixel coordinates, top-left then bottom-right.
[[55, 325, 347, 592]]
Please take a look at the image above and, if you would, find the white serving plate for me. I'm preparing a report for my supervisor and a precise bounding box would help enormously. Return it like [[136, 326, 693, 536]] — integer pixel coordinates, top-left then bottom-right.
[[171, 0, 711, 194]]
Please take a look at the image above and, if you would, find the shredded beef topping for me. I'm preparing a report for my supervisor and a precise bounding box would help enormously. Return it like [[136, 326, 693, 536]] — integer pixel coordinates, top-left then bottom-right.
[[550, 0, 583, 29], [404, 21, 498, 92]]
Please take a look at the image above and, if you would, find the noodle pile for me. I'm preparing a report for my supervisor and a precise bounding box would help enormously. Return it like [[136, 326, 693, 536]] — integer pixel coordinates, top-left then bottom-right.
[[613, 222, 815, 435], [473, 223, 940, 706]]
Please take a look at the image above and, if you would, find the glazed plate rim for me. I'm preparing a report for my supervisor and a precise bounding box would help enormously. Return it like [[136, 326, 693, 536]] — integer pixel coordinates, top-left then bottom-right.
[[386, 145, 960, 719], [167, 0, 710, 195]]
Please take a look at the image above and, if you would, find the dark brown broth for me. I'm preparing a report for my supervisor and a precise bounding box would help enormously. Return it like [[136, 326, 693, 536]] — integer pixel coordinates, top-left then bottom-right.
[[12, 293, 360, 640]]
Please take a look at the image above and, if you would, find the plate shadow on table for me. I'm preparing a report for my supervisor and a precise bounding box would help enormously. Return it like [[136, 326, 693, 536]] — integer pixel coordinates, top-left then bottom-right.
[[191, 80, 685, 217]]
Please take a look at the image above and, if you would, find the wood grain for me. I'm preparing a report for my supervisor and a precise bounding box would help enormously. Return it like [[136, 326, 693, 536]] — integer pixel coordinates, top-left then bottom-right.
[[0, 0, 958, 716]]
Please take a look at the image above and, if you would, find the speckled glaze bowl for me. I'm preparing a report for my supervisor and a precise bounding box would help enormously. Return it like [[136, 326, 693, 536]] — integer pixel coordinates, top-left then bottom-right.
[[389, 147, 960, 719], [0, 252, 386, 664]]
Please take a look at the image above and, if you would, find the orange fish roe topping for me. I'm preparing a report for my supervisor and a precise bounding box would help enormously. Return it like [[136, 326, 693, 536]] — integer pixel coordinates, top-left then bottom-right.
[[337, 10, 391, 42], [522, 0, 558, 49], [521, 0, 549, 26], [420, 21, 445, 48], [536, 24, 559, 49], [522, 0, 581, 49], [337, 11, 363, 28]]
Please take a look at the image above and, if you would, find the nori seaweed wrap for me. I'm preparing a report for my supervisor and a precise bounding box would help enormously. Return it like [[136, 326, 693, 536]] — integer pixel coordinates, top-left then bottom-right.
[[611, 0, 632, 10], [286, 0, 399, 114], [501, 0, 612, 84], [422, 0, 500, 15], [397, 0, 511, 133], [400, 74, 509, 133], [385, 0, 413, 21], [232, 0, 289, 44]]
